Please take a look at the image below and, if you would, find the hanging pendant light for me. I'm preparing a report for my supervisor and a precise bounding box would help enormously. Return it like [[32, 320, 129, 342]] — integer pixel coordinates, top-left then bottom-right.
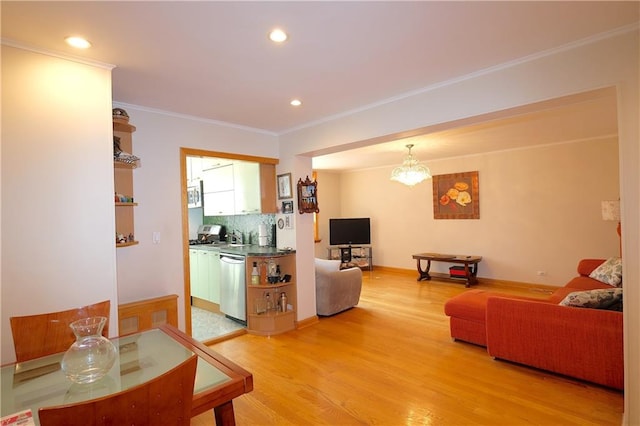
[[390, 144, 431, 186]]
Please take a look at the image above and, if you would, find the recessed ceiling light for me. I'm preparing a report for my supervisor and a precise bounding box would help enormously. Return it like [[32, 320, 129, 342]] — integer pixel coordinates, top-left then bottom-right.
[[269, 29, 288, 43], [290, 99, 302, 107], [65, 36, 91, 49]]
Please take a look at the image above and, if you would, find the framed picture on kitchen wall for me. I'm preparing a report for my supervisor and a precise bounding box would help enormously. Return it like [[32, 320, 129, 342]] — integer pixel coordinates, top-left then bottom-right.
[[432, 171, 479, 219], [282, 200, 294, 214], [277, 173, 293, 199]]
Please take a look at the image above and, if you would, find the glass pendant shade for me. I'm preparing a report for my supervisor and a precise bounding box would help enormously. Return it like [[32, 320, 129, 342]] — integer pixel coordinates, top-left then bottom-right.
[[390, 144, 431, 186]]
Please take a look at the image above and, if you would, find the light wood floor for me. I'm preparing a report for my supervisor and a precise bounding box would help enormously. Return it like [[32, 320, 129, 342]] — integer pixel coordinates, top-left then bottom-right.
[[192, 269, 623, 425]]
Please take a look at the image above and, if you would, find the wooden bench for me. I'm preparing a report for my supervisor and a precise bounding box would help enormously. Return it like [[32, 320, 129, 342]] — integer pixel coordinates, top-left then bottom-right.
[[412, 253, 482, 287], [118, 294, 178, 336]]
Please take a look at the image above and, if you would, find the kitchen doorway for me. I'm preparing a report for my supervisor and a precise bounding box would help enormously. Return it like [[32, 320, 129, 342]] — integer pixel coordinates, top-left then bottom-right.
[[180, 147, 278, 340]]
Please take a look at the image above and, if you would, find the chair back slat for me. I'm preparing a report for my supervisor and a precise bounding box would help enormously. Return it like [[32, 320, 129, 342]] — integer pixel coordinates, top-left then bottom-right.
[[10, 300, 110, 362]]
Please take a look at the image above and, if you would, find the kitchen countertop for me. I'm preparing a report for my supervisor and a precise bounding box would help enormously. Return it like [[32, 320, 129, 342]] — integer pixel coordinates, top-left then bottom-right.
[[188, 244, 295, 257]]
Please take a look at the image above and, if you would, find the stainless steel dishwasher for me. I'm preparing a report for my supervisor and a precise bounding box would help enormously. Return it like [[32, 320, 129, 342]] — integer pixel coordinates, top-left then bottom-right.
[[219, 253, 246, 324]]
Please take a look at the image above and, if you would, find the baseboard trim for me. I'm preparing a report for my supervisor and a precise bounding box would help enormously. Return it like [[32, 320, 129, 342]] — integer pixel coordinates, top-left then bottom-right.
[[192, 297, 221, 313], [371, 266, 559, 293], [201, 328, 247, 346]]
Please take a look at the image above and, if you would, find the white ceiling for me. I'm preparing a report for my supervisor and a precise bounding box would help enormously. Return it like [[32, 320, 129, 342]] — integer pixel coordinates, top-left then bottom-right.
[[312, 87, 619, 171], [2, 1, 636, 171]]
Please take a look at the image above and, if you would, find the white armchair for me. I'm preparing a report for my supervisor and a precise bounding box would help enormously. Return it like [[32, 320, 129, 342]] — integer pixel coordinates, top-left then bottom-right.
[[315, 258, 363, 316]]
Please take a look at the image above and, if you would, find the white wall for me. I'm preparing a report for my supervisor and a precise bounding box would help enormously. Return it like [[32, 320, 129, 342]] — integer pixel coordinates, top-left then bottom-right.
[[111, 106, 279, 329], [1, 46, 118, 363], [280, 29, 639, 422], [313, 172, 341, 259], [282, 154, 317, 322], [321, 138, 619, 285]]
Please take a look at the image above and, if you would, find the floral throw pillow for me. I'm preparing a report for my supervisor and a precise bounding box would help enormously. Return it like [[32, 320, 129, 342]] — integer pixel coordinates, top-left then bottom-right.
[[589, 257, 622, 287], [559, 288, 623, 311]]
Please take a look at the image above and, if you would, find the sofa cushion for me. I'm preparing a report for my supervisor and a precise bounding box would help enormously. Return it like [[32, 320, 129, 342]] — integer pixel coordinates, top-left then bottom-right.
[[559, 288, 623, 311], [548, 286, 582, 304], [588, 257, 622, 287], [444, 290, 491, 323], [563, 276, 612, 291], [576, 258, 606, 276], [549, 279, 613, 303], [444, 290, 541, 320], [315, 258, 341, 273]]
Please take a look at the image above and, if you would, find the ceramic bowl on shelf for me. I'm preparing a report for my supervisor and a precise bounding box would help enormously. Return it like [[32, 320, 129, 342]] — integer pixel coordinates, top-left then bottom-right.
[[112, 107, 129, 121]]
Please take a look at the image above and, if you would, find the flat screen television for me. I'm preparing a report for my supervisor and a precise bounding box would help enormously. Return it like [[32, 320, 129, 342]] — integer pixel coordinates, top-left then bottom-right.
[[329, 218, 371, 246]]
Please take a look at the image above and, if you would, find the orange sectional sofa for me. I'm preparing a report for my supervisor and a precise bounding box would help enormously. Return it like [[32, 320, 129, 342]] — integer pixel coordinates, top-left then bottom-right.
[[444, 259, 623, 389]]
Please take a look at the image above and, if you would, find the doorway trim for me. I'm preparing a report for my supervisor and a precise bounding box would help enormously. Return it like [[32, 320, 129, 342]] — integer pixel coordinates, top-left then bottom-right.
[[180, 147, 278, 336]]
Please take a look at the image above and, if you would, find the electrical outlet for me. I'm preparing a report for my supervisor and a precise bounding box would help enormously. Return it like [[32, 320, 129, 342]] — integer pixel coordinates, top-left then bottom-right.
[[536, 270, 547, 276]]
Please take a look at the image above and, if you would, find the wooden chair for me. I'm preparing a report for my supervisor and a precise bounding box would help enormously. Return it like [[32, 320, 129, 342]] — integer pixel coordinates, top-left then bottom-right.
[[39, 354, 198, 426], [10, 300, 111, 362]]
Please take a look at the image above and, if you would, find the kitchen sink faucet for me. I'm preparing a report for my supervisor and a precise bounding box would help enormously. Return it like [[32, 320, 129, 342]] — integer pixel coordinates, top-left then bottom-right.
[[228, 230, 243, 244]]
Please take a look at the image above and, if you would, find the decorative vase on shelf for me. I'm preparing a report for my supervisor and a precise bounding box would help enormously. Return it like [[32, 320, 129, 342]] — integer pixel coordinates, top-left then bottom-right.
[[61, 316, 117, 384]]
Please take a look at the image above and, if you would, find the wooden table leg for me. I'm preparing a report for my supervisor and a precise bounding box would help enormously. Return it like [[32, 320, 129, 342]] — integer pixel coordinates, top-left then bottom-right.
[[463, 262, 479, 287], [416, 258, 432, 281], [214, 401, 236, 426], [463, 263, 471, 287]]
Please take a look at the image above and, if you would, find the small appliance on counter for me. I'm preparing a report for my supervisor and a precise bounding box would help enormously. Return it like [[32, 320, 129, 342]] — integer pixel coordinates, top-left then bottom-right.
[[258, 224, 269, 247], [189, 224, 226, 245]]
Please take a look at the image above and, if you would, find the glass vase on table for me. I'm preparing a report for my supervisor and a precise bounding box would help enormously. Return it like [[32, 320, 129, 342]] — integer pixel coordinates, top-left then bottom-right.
[[61, 316, 117, 384]]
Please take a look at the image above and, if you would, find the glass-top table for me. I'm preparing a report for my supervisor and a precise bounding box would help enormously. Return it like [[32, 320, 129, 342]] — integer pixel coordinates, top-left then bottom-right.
[[1, 325, 253, 425]]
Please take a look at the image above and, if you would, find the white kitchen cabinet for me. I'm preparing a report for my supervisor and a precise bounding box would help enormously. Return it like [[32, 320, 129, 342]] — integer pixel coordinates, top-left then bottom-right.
[[233, 161, 260, 215], [197, 250, 212, 301], [202, 163, 233, 193], [202, 163, 234, 216], [199, 158, 276, 216], [208, 250, 221, 304], [189, 249, 198, 295], [203, 191, 235, 216], [201, 157, 232, 171], [190, 249, 203, 300], [190, 248, 220, 304], [187, 156, 203, 182], [190, 249, 210, 301]]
